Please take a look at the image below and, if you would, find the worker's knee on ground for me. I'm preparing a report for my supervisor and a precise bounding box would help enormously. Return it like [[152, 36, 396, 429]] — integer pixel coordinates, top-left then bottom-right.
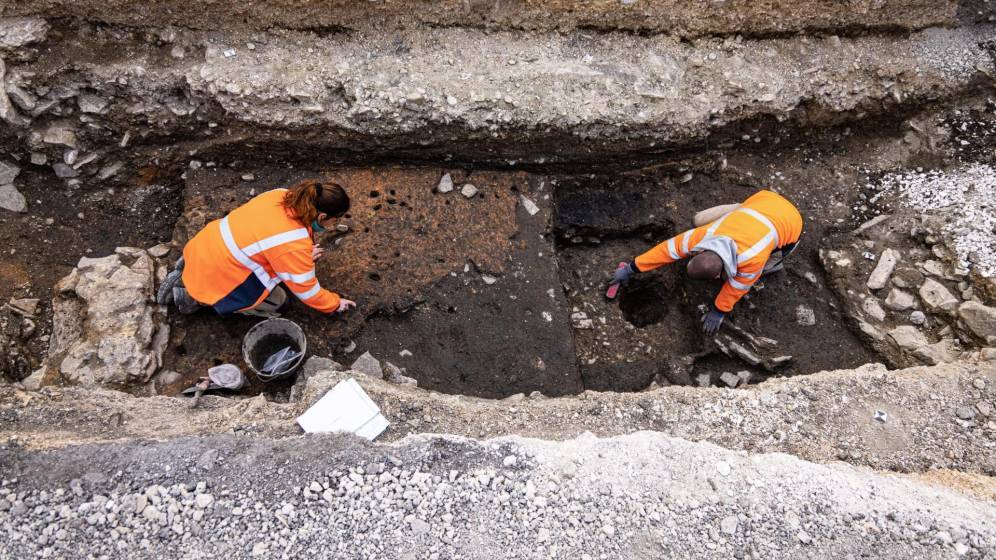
[[687, 251, 723, 279]]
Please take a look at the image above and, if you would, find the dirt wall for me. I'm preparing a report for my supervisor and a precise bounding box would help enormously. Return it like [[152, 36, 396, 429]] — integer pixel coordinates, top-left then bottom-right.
[[0, 0, 958, 36]]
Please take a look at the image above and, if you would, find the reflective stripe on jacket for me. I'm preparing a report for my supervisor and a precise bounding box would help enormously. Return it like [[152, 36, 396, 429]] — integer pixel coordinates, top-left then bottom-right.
[[181, 189, 341, 314], [634, 190, 803, 313]]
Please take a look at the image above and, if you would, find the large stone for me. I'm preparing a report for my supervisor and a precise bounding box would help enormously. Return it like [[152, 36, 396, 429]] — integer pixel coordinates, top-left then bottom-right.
[[912, 338, 961, 365], [958, 301, 996, 344], [884, 289, 915, 311], [866, 249, 899, 290], [350, 351, 383, 378], [918, 278, 958, 313], [41, 249, 169, 388], [0, 183, 26, 213], [0, 17, 50, 50]]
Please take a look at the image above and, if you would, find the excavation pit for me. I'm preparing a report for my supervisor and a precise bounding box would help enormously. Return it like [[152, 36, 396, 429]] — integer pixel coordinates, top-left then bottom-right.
[[149, 159, 880, 399]]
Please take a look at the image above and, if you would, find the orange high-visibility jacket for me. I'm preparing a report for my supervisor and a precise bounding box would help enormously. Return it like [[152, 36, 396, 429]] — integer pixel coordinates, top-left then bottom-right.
[[182, 189, 341, 314], [634, 190, 803, 313]]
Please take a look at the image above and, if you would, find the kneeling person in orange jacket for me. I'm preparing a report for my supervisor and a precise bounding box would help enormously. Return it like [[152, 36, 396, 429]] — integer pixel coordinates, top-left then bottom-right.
[[158, 180, 356, 317], [610, 190, 803, 335]]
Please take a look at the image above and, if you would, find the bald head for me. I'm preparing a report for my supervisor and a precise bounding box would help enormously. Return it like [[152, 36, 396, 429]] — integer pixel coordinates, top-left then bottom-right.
[[687, 251, 723, 280]]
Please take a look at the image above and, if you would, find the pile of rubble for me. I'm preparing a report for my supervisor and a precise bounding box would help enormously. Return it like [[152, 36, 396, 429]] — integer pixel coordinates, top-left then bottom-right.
[[821, 213, 995, 368], [23, 246, 171, 391]]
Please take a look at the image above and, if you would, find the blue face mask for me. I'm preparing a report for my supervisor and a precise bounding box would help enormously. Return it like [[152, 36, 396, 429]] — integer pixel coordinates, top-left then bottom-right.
[[311, 220, 327, 233]]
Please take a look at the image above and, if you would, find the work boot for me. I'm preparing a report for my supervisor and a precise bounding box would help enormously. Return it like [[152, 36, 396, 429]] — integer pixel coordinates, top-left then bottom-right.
[[173, 286, 202, 314], [156, 256, 185, 306]]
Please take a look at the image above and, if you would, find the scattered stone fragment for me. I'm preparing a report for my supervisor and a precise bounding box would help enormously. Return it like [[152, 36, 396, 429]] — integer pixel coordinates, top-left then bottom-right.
[[873, 410, 888, 423], [0, 160, 19, 184], [77, 94, 108, 114], [719, 371, 740, 388], [520, 194, 540, 216], [884, 289, 915, 311], [955, 406, 975, 420], [241, 173, 255, 181], [862, 297, 886, 322], [350, 351, 383, 378], [866, 249, 898, 290], [976, 402, 992, 418], [29, 152, 47, 165], [147, 244, 171, 258], [8, 298, 39, 316], [795, 305, 816, 326], [481, 274, 498, 285], [921, 260, 945, 278], [720, 515, 739, 535], [6, 83, 36, 112], [97, 162, 123, 180], [42, 123, 78, 148], [342, 340, 357, 353], [715, 461, 731, 476], [461, 184, 478, 198], [52, 162, 79, 178], [502, 455, 517, 466], [383, 362, 417, 386], [0, 183, 27, 213], [436, 173, 453, 193], [888, 326, 929, 353], [910, 311, 926, 326], [919, 278, 958, 313]]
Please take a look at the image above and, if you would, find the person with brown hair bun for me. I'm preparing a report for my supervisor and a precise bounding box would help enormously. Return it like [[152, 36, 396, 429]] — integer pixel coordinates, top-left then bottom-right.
[[157, 179, 356, 318]]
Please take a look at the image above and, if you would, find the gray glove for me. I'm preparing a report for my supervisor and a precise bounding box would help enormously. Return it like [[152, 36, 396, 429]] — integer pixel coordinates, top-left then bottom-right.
[[611, 261, 637, 285], [702, 308, 726, 335]]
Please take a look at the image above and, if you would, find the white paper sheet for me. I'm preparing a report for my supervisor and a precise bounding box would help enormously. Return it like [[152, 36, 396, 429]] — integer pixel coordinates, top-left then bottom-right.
[[296, 378, 389, 441]]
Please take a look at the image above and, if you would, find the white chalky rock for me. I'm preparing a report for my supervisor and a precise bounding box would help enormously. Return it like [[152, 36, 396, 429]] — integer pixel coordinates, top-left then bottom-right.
[[520, 195, 540, 216], [461, 184, 478, 198], [866, 249, 899, 290], [436, 173, 454, 193]]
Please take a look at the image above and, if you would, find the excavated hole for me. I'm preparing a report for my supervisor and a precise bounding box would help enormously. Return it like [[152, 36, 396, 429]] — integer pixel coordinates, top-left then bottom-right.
[[136, 154, 885, 400], [10, 106, 960, 400]]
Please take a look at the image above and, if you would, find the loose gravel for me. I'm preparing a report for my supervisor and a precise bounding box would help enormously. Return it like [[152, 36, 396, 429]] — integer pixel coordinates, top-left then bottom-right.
[[1, 432, 994, 559], [870, 164, 996, 277]]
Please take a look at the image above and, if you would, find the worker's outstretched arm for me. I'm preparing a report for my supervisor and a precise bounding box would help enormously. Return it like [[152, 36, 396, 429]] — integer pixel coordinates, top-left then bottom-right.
[[634, 228, 697, 272], [269, 248, 341, 313], [713, 261, 764, 313]]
